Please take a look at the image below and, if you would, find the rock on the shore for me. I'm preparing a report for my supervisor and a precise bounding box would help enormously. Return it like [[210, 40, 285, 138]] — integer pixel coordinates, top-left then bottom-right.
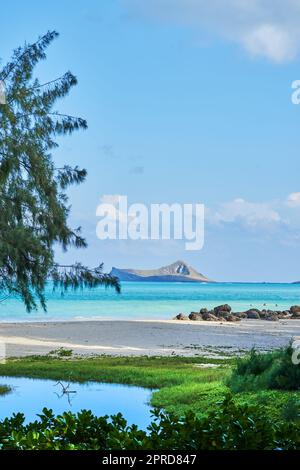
[[290, 305, 300, 314], [173, 313, 189, 321], [283, 310, 292, 316], [234, 312, 247, 319], [214, 304, 232, 315], [259, 310, 268, 319], [245, 309, 261, 319], [173, 304, 300, 322], [265, 313, 279, 321], [189, 312, 203, 321], [291, 306, 300, 318], [202, 312, 219, 321], [215, 310, 231, 319], [226, 314, 241, 322]]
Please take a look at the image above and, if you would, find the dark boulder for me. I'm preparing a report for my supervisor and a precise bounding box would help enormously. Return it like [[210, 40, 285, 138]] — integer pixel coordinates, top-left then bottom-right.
[[174, 313, 189, 321], [277, 312, 289, 319], [226, 314, 241, 322], [281, 311, 292, 318], [247, 308, 261, 314], [290, 305, 300, 315], [215, 310, 231, 319], [189, 312, 203, 321], [259, 310, 268, 319], [245, 309, 261, 319], [202, 312, 219, 321], [214, 304, 232, 315], [233, 312, 247, 319], [266, 314, 279, 321]]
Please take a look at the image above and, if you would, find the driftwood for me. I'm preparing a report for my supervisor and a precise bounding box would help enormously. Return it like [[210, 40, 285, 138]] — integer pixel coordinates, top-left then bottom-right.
[[54, 381, 77, 405]]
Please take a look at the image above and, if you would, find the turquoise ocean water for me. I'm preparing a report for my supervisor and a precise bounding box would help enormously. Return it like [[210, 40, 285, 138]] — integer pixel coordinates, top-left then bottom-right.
[[0, 282, 299, 322]]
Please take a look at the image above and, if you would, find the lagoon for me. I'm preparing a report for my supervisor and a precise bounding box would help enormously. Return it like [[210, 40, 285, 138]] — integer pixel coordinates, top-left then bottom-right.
[[0, 376, 153, 428]]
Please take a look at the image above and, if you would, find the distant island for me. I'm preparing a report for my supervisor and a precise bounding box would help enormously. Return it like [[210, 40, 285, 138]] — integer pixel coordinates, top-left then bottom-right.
[[110, 260, 214, 283]]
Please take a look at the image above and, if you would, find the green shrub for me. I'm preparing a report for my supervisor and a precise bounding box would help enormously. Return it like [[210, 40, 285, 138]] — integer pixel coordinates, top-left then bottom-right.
[[228, 346, 300, 392], [0, 397, 300, 450], [267, 346, 300, 390], [281, 398, 300, 423], [48, 348, 73, 358]]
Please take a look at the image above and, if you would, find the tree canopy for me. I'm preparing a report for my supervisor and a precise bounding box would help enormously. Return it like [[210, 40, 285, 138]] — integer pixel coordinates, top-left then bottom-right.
[[0, 31, 120, 311]]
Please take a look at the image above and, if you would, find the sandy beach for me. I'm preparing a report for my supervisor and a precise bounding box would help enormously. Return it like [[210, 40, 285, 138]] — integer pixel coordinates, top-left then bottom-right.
[[0, 319, 299, 358]]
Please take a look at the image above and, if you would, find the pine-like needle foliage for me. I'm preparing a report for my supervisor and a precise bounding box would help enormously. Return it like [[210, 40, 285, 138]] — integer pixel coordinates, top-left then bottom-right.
[[0, 31, 120, 311]]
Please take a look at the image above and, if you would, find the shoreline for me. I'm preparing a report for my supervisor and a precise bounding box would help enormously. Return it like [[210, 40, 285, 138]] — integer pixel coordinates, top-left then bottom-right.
[[0, 318, 299, 358]]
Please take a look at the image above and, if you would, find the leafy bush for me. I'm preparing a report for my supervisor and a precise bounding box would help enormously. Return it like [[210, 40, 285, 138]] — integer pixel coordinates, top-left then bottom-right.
[[281, 398, 300, 423], [0, 397, 300, 450], [48, 348, 73, 358], [228, 346, 300, 392]]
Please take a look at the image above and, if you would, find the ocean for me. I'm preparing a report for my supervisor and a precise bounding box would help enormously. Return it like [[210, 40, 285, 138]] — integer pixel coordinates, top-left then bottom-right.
[[0, 282, 299, 322]]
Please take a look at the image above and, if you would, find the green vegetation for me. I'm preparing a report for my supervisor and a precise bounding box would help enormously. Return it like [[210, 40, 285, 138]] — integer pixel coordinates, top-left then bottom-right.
[[0, 397, 300, 450], [0, 385, 10, 396], [0, 355, 231, 417], [0, 350, 300, 421], [48, 347, 73, 358], [0, 349, 300, 449], [0, 31, 119, 312], [228, 345, 300, 392]]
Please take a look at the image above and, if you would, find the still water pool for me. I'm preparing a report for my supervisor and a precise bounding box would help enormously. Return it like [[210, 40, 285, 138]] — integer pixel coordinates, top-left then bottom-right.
[[0, 376, 154, 429]]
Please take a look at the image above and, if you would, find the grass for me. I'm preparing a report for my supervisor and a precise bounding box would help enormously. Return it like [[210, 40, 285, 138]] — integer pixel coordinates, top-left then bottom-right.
[[0, 355, 231, 417], [0, 353, 299, 420]]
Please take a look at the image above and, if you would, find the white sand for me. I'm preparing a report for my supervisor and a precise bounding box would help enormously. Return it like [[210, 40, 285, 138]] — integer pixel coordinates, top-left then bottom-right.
[[0, 318, 299, 357]]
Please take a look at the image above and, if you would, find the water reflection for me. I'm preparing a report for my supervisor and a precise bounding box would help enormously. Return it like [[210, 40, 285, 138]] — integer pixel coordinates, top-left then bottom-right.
[[54, 380, 77, 405], [0, 376, 153, 429]]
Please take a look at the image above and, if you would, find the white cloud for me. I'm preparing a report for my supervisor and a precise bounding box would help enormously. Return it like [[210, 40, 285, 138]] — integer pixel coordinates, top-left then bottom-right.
[[287, 192, 300, 207], [210, 197, 282, 228], [124, 0, 300, 62], [242, 24, 296, 62], [96, 192, 300, 243]]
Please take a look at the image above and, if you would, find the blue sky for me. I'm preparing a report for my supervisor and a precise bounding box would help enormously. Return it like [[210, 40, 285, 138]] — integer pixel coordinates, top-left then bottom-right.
[[1, 0, 300, 281]]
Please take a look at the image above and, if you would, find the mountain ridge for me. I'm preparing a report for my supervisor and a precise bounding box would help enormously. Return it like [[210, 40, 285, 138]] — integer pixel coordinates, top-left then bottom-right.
[[110, 260, 214, 283]]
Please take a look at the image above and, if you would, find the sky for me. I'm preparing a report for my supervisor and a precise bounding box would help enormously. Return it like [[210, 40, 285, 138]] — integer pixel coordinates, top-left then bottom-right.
[[1, 0, 300, 282]]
